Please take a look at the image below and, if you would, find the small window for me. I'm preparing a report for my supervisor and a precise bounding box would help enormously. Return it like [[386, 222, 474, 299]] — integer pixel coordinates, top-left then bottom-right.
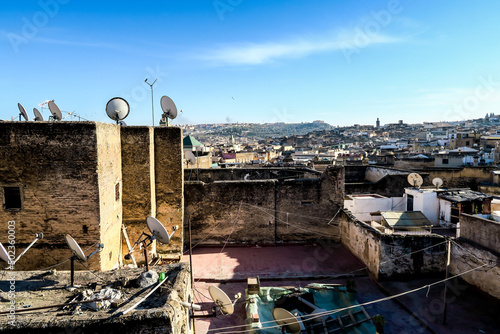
[[115, 182, 120, 202], [3, 187, 22, 210], [407, 195, 414, 211], [442, 158, 449, 164], [301, 200, 314, 206]]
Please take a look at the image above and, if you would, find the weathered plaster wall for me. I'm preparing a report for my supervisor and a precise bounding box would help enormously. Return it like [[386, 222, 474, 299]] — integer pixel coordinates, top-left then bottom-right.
[[365, 167, 409, 183], [186, 168, 321, 183], [450, 241, 500, 299], [459, 213, 500, 253], [340, 210, 446, 280], [340, 210, 381, 279], [0, 123, 108, 270], [478, 185, 500, 195], [420, 167, 495, 190], [96, 123, 122, 270], [184, 166, 343, 245]]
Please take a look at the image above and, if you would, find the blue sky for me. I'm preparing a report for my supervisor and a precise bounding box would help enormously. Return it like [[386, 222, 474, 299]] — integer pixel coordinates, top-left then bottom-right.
[[1, 0, 500, 126]]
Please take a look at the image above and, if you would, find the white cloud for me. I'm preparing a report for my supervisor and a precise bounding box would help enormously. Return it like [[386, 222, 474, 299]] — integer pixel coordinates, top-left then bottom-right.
[[196, 30, 401, 66]]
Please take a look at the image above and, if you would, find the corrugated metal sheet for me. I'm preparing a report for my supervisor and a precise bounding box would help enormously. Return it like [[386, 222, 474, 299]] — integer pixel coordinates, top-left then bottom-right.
[[381, 211, 432, 228]]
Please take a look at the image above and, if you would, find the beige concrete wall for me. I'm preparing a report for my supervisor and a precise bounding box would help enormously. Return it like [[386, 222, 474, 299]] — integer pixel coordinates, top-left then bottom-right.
[[96, 123, 123, 270], [0, 122, 102, 270], [450, 241, 500, 299]]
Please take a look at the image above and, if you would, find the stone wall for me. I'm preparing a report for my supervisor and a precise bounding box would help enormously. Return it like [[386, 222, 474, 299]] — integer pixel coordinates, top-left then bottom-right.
[[450, 240, 500, 299], [186, 167, 321, 183], [417, 166, 496, 190], [184, 166, 343, 245], [340, 210, 446, 280], [459, 213, 500, 253], [0, 122, 121, 271]]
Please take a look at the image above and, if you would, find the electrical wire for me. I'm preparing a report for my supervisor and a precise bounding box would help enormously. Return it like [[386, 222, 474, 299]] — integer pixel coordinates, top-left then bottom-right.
[[202, 262, 490, 333]]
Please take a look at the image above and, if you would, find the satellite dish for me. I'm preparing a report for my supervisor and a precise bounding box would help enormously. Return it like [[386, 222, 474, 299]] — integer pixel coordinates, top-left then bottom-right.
[[48, 101, 62, 121], [185, 150, 196, 165], [0, 242, 10, 263], [65, 234, 87, 262], [160, 96, 178, 120], [432, 177, 443, 189], [106, 97, 130, 123], [146, 216, 178, 245], [33, 108, 44, 121], [18, 103, 29, 121], [118, 120, 127, 126], [208, 286, 239, 315], [407, 173, 423, 188], [272, 308, 303, 334]]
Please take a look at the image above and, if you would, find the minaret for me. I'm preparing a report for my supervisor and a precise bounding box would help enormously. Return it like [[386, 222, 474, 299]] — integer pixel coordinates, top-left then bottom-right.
[[376, 118, 380, 129]]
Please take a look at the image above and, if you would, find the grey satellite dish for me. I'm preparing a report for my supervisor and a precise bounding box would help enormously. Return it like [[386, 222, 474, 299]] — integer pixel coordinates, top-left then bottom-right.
[[0, 242, 10, 263], [18, 103, 29, 121], [33, 108, 44, 121], [118, 120, 127, 126], [146, 216, 178, 245], [160, 96, 178, 120], [106, 97, 130, 124], [272, 308, 303, 334], [64, 234, 104, 287], [185, 150, 196, 165], [407, 172, 423, 188], [48, 101, 62, 121], [0, 233, 43, 266], [208, 286, 241, 315], [432, 177, 443, 189]]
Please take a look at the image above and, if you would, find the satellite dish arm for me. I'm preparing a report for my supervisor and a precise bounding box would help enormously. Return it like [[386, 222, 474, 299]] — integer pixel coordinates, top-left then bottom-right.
[[12, 233, 43, 264], [86, 243, 104, 261]]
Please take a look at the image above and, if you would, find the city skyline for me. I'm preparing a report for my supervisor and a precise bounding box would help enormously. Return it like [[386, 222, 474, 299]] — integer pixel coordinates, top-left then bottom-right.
[[1, 1, 500, 126]]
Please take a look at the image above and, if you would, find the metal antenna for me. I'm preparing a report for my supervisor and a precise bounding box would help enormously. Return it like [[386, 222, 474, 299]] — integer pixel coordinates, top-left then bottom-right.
[[145, 78, 157, 126]]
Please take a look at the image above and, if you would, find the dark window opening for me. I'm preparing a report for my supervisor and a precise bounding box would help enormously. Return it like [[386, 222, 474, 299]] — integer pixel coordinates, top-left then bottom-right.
[[82, 225, 88, 234], [301, 200, 314, 206], [442, 158, 449, 164], [407, 195, 414, 211], [115, 183, 120, 202], [4, 187, 21, 210]]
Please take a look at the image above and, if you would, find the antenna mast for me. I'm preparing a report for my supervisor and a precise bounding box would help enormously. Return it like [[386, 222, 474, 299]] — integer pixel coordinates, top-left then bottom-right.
[[145, 78, 157, 126]]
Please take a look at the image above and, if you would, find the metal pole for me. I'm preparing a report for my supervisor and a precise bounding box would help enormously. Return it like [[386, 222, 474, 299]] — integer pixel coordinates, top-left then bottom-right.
[[70, 256, 75, 287], [145, 78, 157, 126], [189, 218, 196, 333], [143, 243, 150, 272], [442, 238, 451, 324]]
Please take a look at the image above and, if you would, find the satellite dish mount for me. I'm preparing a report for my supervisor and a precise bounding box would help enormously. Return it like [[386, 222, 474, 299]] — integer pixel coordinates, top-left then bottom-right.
[[0, 233, 43, 268], [160, 96, 178, 126], [106, 97, 130, 124], [188, 286, 241, 319], [64, 234, 104, 287]]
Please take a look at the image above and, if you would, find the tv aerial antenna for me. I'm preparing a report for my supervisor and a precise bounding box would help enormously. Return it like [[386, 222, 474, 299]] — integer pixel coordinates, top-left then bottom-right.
[[106, 97, 130, 125], [17, 103, 29, 121], [64, 234, 104, 287], [124, 216, 178, 271], [48, 101, 62, 121], [33, 108, 44, 121], [145, 78, 157, 126], [160, 96, 179, 126], [0, 233, 43, 268], [407, 172, 423, 188], [432, 177, 443, 189]]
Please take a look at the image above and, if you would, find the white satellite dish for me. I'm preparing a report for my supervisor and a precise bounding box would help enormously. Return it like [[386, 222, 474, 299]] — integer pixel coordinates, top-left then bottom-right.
[[65, 234, 87, 262], [18, 103, 29, 121], [33, 108, 44, 121], [208, 286, 241, 315], [0, 242, 10, 263], [185, 150, 196, 165], [106, 97, 130, 124], [146, 216, 178, 245], [272, 308, 303, 334], [432, 177, 443, 189], [64, 234, 103, 287], [407, 172, 423, 188], [48, 101, 62, 121], [160, 96, 178, 120]]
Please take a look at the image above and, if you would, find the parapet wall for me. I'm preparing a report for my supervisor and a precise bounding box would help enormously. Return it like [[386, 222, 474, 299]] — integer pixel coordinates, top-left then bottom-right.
[[459, 213, 500, 253], [184, 166, 343, 245], [340, 210, 446, 280]]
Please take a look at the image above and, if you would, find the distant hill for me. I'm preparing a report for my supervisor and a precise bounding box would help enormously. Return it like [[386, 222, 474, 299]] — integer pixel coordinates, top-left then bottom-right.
[[192, 122, 334, 140]]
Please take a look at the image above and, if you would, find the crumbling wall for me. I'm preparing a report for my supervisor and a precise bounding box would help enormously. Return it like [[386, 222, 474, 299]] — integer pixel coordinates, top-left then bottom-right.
[[340, 210, 446, 280], [184, 166, 343, 245], [450, 240, 500, 299], [185, 168, 321, 183], [422, 166, 495, 190], [459, 213, 500, 253]]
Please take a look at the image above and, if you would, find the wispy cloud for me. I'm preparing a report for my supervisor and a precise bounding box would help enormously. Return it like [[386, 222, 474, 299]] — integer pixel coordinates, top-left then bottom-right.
[[195, 30, 401, 66]]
